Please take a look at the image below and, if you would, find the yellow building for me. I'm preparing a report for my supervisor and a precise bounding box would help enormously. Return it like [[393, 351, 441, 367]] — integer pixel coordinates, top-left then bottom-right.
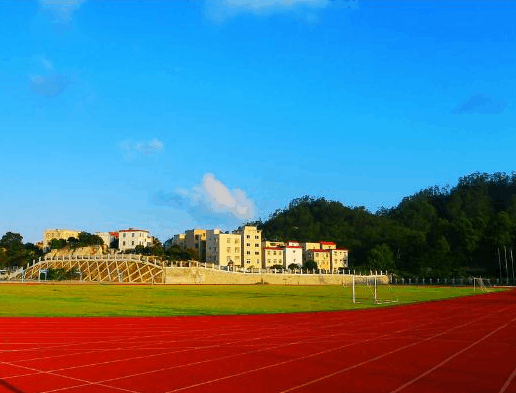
[[262, 247, 284, 268], [171, 234, 186, 250], [319, 241, 337, 250], [302, 242, 320, 262], [306, 249, 331, 270], [185, 229, 207, 261], [262, 241, 285, 248], [206, 230, 241, 267], [43, 229, 80, 249], [234, 226, 262, 269], [330, 248, 349, 270]]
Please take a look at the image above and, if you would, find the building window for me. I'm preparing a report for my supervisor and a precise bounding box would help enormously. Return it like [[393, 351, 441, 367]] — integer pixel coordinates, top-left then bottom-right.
[[123, 241, 126, 246], [132, 233, 134, 237], [227, 238, 231, 243], [255, 236, 259, 239], [255, 243, 259, 247], [235, 248, 239, 252], [273, 251, 276, 255], [246, 235, 250, 239], [246, 259, 251, 264], [246, 251, 251, 255], [247, 243, 250, 247], [267, 251, 271, 255], [123, 233, 126, 238], [131, 241, 134, 245], [227, 247, 231, 253], [255, 251, 259, 255]]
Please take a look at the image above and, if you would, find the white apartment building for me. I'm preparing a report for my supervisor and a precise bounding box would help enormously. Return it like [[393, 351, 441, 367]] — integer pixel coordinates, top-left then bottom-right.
[[330, 249, 349, 270], [234, 226, 262, 269], [118, 229, 153, 251], [283, 246, 302, 269], [95, 232, 118, 248]]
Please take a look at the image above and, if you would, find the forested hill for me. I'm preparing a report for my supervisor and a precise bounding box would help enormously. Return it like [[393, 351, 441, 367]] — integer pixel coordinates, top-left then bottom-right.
[[253, 172, 516, 277]]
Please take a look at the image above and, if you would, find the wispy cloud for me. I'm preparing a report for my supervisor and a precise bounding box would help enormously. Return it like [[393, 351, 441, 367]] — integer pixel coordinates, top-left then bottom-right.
[[38, 56, 54, 71], [155, 173, 256, 227], [203, 0, 358, 24], [118, 138, 164, 159], [30, 74, 73, 98], [39, 0, 86, 34], [452, 93, 508, 115]]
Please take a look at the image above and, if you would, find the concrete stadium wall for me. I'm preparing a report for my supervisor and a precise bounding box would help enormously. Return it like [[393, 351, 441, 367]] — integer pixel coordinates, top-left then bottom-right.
[[163, 267, 389, 286]]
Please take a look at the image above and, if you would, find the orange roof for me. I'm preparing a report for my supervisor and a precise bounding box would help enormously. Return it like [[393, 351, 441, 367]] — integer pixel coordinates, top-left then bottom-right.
[[309, 249, 330, 252], [319, 241, 336, 245], [285, 246, 302, 249], [264, 247, 283, 250], [119, 228, 149, 233]]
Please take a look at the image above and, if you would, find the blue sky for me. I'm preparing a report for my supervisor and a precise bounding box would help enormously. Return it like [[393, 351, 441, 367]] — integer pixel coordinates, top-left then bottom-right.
[[1, 0, 515, 243]]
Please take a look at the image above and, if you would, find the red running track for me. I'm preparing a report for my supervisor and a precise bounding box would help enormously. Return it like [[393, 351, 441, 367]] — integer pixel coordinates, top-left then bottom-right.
[[1, 289, 516, 393]]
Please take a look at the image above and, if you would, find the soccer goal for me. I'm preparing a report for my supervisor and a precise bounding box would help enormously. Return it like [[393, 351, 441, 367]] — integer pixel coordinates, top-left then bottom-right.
[[350, 275, 398, 305], [473, 277, 493, 292]]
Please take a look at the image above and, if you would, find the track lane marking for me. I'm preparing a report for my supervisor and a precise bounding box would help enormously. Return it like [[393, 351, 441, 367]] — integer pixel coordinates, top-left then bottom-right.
[[500, 365, 516, 393], [36, 309, 453, 393], [279, 307, 516, 393], [155, 305, 512, 393]]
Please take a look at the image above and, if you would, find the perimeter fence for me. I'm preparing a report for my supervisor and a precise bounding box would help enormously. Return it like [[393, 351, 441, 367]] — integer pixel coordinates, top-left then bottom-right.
[[391, 276, 516, 287]]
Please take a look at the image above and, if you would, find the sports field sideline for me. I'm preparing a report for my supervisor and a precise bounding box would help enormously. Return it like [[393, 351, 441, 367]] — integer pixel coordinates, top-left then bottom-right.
[[0, 287, 515, 392]]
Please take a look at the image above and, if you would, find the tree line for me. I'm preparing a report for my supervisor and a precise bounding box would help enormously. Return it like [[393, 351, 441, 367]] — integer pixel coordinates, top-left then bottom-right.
[[251, 171, 516, 278]]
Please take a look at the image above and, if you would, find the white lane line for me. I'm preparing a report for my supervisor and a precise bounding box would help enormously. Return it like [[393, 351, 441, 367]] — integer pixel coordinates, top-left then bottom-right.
[[499, 365, 516, 393], [281, 308, 516, 393], [159, 305, 513, 393], [5, 306, 424, 381], [390, 315, 516, 393], [37, 310, 447, 393]]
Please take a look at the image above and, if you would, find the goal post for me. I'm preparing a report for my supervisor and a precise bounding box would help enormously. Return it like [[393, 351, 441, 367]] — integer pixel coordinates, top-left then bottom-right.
[[473, 277, 493, 292], [349, 274, 398, 305]]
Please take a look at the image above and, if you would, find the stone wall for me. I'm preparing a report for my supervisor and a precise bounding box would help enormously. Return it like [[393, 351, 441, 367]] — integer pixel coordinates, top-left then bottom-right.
[[46, 245, 107, 258], [164, 267, 389, 286]]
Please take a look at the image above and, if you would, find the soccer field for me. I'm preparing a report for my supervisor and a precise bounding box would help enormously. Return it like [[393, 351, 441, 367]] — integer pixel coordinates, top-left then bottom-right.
[[0, 284, 500, 317]]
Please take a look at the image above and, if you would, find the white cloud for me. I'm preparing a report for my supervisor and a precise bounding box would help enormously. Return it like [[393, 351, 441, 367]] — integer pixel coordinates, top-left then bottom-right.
[[39, 0, 86, 34], [155, 173, 256, 224], [38, 56, 54, 71], [119, 138, 164, 158], [204, 0, 358, 24], [29, 73, 72, 98]]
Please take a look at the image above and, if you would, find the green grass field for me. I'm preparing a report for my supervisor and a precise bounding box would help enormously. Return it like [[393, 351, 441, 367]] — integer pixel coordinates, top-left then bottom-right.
[[0, 284, 503, 317]]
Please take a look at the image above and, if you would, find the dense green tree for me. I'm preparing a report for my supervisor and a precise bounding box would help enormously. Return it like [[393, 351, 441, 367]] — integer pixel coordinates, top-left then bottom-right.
[[252, 171, 516, 277], [303, 260, 318, 271], [366, 244, 395, 271]]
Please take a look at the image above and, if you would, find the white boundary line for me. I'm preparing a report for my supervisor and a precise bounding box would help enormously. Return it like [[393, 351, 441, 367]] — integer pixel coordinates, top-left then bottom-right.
[[36, 309, 458, 393], [1, 306, 418, 388], [500, 366, 516, 393], [390, 315, 516, 393], [159, 305, 513, 393], [280, 307, 516, 393]]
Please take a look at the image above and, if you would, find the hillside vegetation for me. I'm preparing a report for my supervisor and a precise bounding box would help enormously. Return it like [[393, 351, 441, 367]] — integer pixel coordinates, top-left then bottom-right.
[[252, 171, 516, 277]]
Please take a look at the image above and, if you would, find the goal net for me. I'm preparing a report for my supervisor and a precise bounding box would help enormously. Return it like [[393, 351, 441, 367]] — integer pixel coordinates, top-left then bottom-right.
[[473, 277, 493, 292], [349, 275, 398, 305]]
